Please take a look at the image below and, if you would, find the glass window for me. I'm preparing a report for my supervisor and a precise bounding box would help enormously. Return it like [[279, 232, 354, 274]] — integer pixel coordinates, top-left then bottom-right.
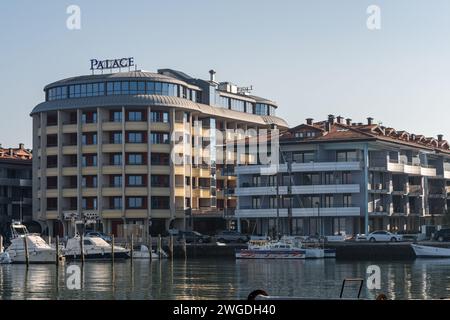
[[112, 132, 122, 144], [150, 133, 169, 144], [113, 82, 121, 95], [112, 175, 122, 187], [128, 175, 143, 186], [146, 81, 155, 94], [128, 154, 143, 165], [129, 81, 138, 94], [138, 82, 145, 94], [128, 111, 143, 121], [113, 197, 122, 209], [128, 132, 143, 143], [155, 82, 162, 94], [112, 154, 122, 165], [112, 111, 122, 122], [121, 81, 129, 94], [128, 197, 143, 208]]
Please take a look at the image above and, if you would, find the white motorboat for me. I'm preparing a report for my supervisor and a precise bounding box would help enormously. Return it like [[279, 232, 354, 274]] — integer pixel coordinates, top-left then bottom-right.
[[235, 241, 306, 259], [64, 235, 129, 261], [411, 243, 450, 258], [281, 236, 333, 259], [6, 223, 56, 264], [132, 245, 168, 259], [0, 252, 12, 264]]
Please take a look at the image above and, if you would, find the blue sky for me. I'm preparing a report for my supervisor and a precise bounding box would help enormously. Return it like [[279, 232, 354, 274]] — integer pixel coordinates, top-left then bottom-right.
[[1, 0, 450, 147]]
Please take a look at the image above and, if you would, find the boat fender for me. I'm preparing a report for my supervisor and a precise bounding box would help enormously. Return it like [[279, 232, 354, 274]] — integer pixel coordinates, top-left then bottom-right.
[[376, 293, 388, 300], [247, 289, 269, 300]]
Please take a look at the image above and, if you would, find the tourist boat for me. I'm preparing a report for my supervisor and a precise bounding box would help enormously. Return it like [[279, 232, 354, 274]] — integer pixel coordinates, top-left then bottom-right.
[[6, 223, 57, 264], [132, 244, 168, 259], [281, 236, 335, 259], [235, 241, 306, 259], [411, 243, 450, 258], [64, 235, 129, 261]]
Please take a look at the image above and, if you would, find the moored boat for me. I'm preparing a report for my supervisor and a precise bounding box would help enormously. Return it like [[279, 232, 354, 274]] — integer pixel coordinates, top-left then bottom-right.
[[5, 223, 56, 264], [235, 241, 306, 259], [411, 243, 450, 258], [132, 244, 168, 259], [0, 252, 12, 264], [64, 235, 129, 261]]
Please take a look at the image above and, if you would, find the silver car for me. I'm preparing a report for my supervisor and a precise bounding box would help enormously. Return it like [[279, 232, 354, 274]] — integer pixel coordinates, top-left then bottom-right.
[[216, 230, 249, 243]]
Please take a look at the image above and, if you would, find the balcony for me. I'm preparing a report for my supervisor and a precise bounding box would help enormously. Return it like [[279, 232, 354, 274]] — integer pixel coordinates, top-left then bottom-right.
[[291, 161, 361, 172], [368, 183, 389, 193], [387, 161, 436, 176], [429, 187, 446, 198], [235, 186, 288, 196], [291, 184, 360, 194], [235, 207, 360, 218]]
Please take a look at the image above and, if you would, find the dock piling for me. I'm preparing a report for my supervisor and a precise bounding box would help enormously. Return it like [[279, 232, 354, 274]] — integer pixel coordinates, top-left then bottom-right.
[[149, 235, 152, 261], [55, 235, 59, 265], [169, 235, 173, 259], [130, 234, 134, 263], [158, 234, 162, 259], [111, 235, 115, 264], [23, 235, 29, 266], [80, 234, 85, 264]]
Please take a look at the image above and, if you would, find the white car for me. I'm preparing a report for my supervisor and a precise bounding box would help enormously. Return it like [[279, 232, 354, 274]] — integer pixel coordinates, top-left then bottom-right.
[[361, 231, 403, 242]]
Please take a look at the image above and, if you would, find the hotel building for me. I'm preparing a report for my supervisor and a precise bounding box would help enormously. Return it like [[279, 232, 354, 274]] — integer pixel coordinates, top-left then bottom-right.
[[0, 144, 32, 237], [30, 68, 287, 238], [235, 115, 450, 237]]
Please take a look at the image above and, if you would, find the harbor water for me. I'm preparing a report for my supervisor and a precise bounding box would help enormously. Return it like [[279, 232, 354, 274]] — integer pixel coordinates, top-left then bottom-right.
[[1, 259, 450, 300]]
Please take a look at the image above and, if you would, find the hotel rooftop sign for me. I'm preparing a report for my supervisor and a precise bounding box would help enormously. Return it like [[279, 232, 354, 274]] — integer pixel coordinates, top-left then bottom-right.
[[90, 57, 135, 72]]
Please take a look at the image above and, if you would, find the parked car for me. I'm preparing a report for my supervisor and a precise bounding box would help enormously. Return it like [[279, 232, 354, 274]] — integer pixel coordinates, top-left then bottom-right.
[[433, 228, 450, 242], [178, 231, 211, 243], [358, 231, 403, 242], [84, 230, 112, 242], [216, 230, 249, 243]]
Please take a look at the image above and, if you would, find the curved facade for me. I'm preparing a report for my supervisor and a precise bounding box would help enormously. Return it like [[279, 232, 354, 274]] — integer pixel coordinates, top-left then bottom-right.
[[31, 68, 288, 239]]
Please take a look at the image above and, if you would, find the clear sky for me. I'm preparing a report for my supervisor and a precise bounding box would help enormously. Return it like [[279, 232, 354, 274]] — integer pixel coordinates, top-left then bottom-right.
[[1, 0, 450, 148]]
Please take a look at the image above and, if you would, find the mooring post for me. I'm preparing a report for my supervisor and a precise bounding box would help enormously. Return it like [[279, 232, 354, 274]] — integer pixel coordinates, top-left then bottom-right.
[[169, 235, 174, 259], [24, 235, 29, 266], [111, 235, 115, 264], [182, 238, 187, 260], [130, 234, 134, 263], [80, 234, 85, 264], [158, 234, 162, 259], [55, 235, 59, 265]]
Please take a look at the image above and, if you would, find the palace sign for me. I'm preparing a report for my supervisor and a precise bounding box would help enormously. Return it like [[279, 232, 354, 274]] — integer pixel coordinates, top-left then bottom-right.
[[90, 57, 134, 71]]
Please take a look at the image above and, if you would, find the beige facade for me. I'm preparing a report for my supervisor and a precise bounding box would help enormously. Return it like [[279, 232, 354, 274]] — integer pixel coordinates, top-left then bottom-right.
[[31, 69, 287, 238]]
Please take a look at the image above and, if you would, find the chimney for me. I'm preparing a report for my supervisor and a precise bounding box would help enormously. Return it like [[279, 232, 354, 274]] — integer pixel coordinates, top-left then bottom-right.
[[325, 122, 331, 132], [367, 117, 374, 125], [346, 118, 352, 126], [328, 114, 335, 123], [19, 143, 24, 149], [438, 134, 443, 142], [306, 118, 313, 125], [209, 69, 216, 82], [336, 116, 344, 124]]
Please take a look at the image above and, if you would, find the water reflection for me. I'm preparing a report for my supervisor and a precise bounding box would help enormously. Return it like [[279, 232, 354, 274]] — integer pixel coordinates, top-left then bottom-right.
[[1, 259, 450, 300]]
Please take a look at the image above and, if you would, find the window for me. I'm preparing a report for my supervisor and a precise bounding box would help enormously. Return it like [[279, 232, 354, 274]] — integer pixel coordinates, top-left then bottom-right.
[[128, 197, 144, 209], [255, 104, 269, 116], [151, 196, 169, 209], [252, 197, 261, 209], [82, 176, 97, 188], [112, 154, 122, 165], [112, 197, 122, 209], [128, 175, 144, 186], [324, 195, 333, 208], [111, 111, 122, 122], [128, 132, 144, 143], [292, 152, 315, 163], [128, 111, 143, 121], [150, 133, 169, 144], [151, 175, 170, 187], [82, 154, 97, 167], [82, 133, 97, 145], [337, 150, 358, 162], [112, 132, 122, 144], [343, 194, 352, 207], [128, 153, 143, 165], [150, 111, 169, 123], [151, 153, 170, 165], [112, 175, 122, 187], [81, 112, 97, 124]]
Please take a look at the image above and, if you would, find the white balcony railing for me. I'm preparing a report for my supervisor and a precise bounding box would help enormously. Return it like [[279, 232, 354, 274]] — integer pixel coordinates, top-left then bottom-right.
[[235, 207, 360, 218]]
